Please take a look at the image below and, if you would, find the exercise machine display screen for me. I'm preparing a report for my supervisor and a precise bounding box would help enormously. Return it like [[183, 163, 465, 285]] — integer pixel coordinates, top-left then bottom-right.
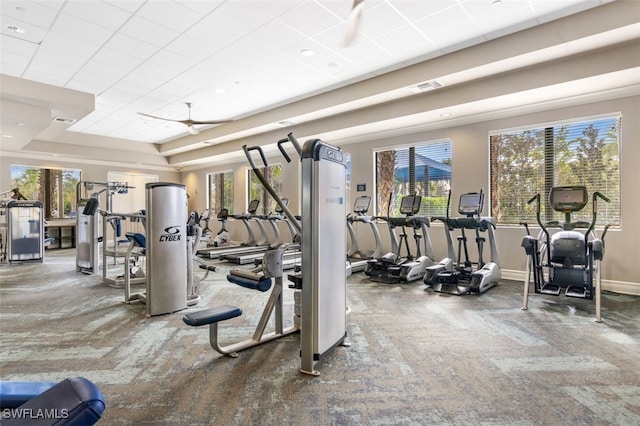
[[458, 193, 483, 216], [399, 195, 422, 216], [353, 196, 371, 214], [549, 186, 588, 212]]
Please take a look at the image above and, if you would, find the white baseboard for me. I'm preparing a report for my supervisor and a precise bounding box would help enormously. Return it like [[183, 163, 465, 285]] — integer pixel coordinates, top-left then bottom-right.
[[500, 269, 640, 296]]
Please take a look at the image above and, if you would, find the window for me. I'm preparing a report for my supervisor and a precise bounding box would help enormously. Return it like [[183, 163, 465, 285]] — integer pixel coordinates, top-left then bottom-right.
[[207, 170, 234, 215], [489, 115, 621, 227], [248, 164, 283, 215], [374, 140, 452, 217], [10, 165, 81, 219]]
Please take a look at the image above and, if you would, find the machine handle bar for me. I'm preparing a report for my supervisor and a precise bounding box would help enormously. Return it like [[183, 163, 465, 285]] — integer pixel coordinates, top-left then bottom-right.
[[586, 191, 611, 239], [242, 143, 302, 234], [243, 145, 268, 170], [277, 132, 302, 162]]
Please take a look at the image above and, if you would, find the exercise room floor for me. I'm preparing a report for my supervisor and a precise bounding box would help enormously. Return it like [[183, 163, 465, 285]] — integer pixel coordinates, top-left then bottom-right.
[[1, 249, 639, 425]]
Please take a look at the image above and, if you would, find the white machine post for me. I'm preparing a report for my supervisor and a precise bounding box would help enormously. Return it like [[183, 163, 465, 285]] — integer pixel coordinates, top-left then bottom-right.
[[145, 182, 188, 316], [5, 200, 44, 263], [76, 198, 100, 274], [300, 139, 348, 376]]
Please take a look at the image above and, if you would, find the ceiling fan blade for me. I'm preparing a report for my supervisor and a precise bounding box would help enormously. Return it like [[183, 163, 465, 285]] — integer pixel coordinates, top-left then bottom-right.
[[137, 112, 183, 123], [189, 119, 233, 125], [342, 0, 365, 47]]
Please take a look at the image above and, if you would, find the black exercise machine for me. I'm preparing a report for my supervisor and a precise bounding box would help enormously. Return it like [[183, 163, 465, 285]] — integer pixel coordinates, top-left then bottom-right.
[[520, 185, 610, 322]]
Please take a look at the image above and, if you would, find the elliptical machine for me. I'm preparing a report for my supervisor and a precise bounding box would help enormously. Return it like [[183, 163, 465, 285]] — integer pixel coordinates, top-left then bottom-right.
[[520, 186, 610, 322], [424, 189, 501, 295], [211, 208, 230, 247], [364, 195, 434, 283]]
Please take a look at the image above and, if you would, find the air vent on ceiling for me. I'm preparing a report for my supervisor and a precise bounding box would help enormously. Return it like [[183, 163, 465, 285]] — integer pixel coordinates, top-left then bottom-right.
[[410, 80, 443, 93], [52, 117, 76, 124]]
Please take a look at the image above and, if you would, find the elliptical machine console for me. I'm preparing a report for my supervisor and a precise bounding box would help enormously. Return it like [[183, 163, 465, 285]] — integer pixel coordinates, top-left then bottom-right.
[[520, 185, 611, 322]]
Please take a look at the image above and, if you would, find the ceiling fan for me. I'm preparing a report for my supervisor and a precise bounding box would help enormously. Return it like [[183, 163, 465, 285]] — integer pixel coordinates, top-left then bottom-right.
[[342, 0, 365, 47], [138, 102, 231, 135]]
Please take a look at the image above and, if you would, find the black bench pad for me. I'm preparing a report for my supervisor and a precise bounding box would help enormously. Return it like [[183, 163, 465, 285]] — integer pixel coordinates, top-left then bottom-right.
[[183, 305, 243, 327]]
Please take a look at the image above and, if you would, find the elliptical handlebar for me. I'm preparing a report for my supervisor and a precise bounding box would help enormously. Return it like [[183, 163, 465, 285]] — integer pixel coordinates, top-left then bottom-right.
[[585, 191, 611, 240]]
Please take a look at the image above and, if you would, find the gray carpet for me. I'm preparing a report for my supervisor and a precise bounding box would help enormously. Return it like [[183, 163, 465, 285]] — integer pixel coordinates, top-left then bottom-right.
[[1, 249, 639, 425]]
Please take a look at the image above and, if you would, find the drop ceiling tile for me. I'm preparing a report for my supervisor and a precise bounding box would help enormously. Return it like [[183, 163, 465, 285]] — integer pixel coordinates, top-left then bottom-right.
[[339, 36, 395, 66], [0, 33, 39, 56], [147, 49, 197, 73], [165, 34, 219, 60], [99, 87, 141, 104], [0, 49, 31, 71], [119, 15, 180, 47], [21, 68, 68, 86], [388, 0, 458, 21], [282, 38, 338, 66], [50, 11, 113, 45], [60, 0, 131, 31], [79, 59, 130, 82], [0, 63, 25, 77], [64, 79, 108, 96], [358, 1, 410, 39], [0, 16, 48, 44], [135, 1, 202, 33], [249, 20, 304, 52], [29, 56, 81, 79], [279, 1, 342, 37], [104, 32, 160, 60], [314, 0, 354, 19], [38, 30, 101, 58], [460, 0, 531, 24], [184, 13, 246, 47], [177, 0, 226, 16], [107, 0, 145, 14], [134, 61, 181, 82], [1, 0, 60, 29], [71, 71, 118, 94], [90, 47, 144, 72], [374, 24, 436, 59], [413, 4, 481, 49], [110, 75, 164, 98], [529, 0, 602, 23]]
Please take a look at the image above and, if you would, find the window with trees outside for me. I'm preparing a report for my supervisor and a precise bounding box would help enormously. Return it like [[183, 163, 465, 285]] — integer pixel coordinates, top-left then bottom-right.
[[10, 165, 81, 219], [247, 164, 283, 215], [374, 140, 452, 217], [489, 115, 621, 227], [208, 171, 234, 215]]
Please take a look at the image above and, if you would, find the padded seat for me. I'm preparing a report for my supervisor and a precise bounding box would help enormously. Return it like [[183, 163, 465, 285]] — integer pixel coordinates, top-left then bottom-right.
[[1, 377, 105, 426], [183, 305, 243, 327]]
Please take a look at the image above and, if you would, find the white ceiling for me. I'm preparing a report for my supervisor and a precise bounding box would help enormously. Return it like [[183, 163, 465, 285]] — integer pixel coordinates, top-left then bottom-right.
[[1, 0, 638, 170]]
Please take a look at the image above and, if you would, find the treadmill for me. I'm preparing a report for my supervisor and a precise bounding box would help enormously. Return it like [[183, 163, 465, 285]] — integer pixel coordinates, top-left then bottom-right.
[[347, 195, 384, 273], [197, 199, 271, 259], [222, 199, 299, 265]]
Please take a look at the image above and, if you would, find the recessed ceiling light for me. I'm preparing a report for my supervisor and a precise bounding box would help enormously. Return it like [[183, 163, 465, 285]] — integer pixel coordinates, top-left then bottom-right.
[[278, 120, 296, 127], [6, 25, 25, 34], [300, 49, 315, 57], [2, 134, 13, 138], [215, 88, 226, 94], [440, 112, 452, 118]]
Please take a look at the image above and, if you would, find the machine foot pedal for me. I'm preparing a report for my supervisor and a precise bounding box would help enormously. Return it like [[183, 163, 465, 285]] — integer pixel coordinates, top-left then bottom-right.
[[540, 284, 561, 295], [565, 285, 588, 298]]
